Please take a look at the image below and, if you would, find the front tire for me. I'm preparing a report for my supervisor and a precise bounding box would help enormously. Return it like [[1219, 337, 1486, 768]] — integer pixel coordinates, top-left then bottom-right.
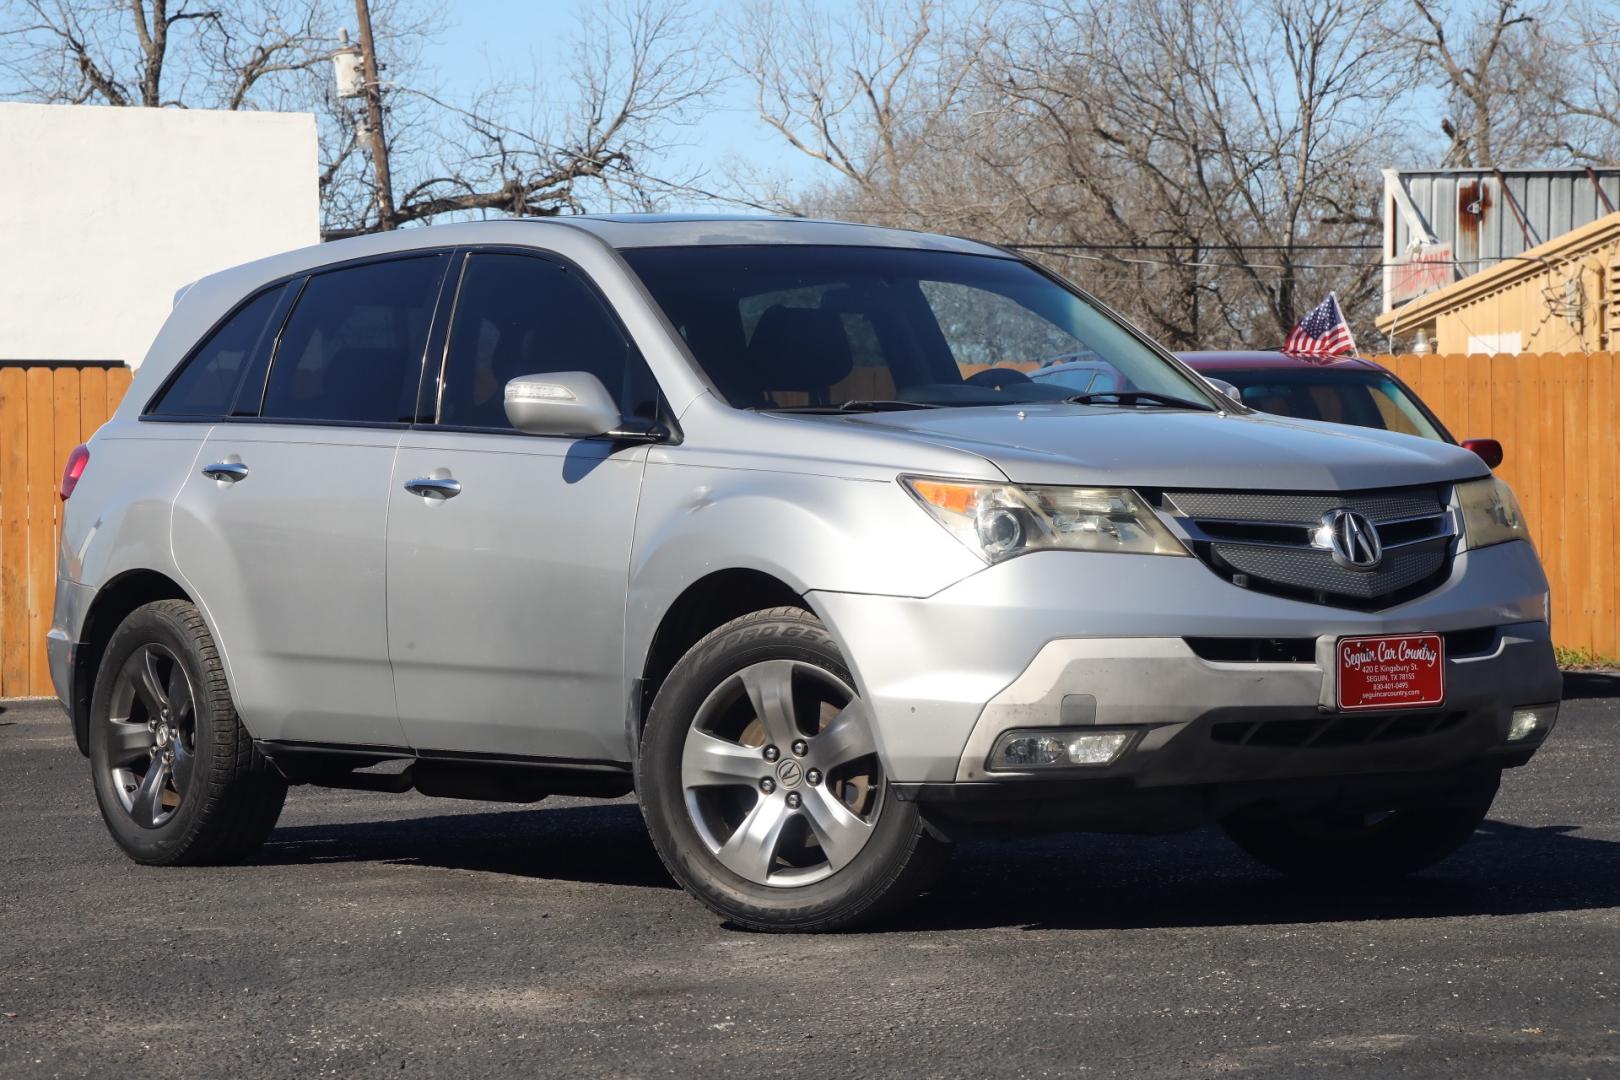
[[638, 607, 949, 932], [1221, 775, 1499, 883], [88, 600, 287, 866]]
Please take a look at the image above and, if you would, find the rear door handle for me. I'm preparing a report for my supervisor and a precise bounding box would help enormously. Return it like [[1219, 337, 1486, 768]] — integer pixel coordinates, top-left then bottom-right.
[[201, 462, 248, 483], [404, 476, 462, 500]]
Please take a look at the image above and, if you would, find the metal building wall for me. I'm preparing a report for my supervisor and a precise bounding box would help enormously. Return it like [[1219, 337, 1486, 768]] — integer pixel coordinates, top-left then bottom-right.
[[1389, 168, 1620, 278]]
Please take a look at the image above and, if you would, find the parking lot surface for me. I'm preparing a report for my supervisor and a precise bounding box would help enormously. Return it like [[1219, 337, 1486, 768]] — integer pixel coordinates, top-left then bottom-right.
[[2, 681, 1618, 1079]]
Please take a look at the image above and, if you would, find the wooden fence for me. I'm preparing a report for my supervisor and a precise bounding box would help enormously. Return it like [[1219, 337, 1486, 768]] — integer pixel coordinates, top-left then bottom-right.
[[1374, 352, 1618, 659], [0, 352, 1613, 699], [0, 363, 132, 697]]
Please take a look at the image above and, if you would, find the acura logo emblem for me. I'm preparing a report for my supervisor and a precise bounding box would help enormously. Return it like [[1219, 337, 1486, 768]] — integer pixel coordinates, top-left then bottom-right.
[[1318, 510, 1383, 570]]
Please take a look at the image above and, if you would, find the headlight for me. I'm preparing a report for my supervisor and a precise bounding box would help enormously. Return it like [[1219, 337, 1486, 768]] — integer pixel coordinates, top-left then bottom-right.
[[901, 477, 1188, 563], [1456, 476, 1531, 550]]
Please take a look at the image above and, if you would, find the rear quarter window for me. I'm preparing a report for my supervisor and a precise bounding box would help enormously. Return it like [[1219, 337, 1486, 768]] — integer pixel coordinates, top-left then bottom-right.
[[147, 284, 290, 418]]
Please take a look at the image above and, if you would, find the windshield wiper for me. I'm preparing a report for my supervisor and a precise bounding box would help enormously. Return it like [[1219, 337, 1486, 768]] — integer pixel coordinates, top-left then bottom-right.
[[767, 399, 943, 413], [1064, 390, 1216, 412]]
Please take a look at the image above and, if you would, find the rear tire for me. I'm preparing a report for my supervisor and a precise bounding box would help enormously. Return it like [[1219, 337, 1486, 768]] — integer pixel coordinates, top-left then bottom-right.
[[1222, 776, 1499, 883], [88, 600, 286, 866], [637, 607, 949, 932]]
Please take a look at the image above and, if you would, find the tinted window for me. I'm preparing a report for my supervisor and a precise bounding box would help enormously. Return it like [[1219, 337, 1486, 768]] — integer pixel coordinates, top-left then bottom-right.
[[620, 246, 1213, 410], [261, 256, 446, 423], [149, 284, 288, 417], [1225, 369, 1446, 441], [437, 253, 654, 429]]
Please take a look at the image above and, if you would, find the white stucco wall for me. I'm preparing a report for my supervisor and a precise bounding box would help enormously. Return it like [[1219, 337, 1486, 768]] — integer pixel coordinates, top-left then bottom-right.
[[0, 103, 319, 367]]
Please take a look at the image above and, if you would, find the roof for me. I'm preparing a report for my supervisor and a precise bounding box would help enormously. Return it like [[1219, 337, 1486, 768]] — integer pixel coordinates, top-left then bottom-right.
[[442, 214, 1005, 255], [1374, 209, 1620, 334], [1176, 350, 1385, 373]]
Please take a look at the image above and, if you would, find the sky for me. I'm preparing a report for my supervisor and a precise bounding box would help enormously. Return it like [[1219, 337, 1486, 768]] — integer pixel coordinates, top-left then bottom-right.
[[425, 0, 855, 211]]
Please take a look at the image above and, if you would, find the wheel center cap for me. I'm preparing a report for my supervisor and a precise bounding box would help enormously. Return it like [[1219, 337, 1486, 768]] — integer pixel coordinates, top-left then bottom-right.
[[154, 725, 171, 748], [775, 760, 803, 788]]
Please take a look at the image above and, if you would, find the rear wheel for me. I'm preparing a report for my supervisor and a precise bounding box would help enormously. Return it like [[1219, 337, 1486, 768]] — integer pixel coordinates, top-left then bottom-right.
[[1222, 777, 1499, 883], [88, 600, 286, 865], [638, 607, 949, 931]]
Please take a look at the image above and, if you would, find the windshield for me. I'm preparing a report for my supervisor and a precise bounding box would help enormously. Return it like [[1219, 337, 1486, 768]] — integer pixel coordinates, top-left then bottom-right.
[[620, 245, 1215, 410], [1216, 368, 1447, 441]]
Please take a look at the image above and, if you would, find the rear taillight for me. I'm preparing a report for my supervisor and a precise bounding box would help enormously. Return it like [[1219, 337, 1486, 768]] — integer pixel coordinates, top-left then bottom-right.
[[60, 444, 90, 500]]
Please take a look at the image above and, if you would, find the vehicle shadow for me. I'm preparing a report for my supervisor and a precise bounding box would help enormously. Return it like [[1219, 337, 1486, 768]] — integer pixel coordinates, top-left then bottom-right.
[[257, 803, 679, 890], [256, 804, 1620, 932], [895, 818, 1620, 933]]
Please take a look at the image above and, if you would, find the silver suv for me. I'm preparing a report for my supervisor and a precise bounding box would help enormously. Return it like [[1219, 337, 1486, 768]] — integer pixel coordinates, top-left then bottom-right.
[[51, 217, 1561, 931]]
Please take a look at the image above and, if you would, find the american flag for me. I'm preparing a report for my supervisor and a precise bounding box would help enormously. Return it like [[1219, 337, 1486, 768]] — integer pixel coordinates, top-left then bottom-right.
[[1283, 293, 1357, 356]]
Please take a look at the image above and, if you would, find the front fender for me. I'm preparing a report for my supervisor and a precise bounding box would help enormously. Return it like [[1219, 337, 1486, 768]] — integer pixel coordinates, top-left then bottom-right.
[[623, 460, 985, 750]]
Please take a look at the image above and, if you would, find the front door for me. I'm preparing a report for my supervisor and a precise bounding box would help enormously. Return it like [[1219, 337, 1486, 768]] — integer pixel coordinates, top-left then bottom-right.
[[385, 251, 658, 761]]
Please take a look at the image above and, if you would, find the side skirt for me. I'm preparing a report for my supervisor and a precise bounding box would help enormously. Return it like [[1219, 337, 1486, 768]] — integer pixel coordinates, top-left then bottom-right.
[[254, 740, 635, 803]]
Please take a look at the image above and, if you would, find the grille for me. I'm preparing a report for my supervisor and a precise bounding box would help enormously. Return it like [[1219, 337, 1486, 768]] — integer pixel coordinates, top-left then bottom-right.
[[1212, 543, 1446, 599], [1165, 489, 1442, 524], [1210, 711, 1466, 748], [1161, 486, 1454, 608]]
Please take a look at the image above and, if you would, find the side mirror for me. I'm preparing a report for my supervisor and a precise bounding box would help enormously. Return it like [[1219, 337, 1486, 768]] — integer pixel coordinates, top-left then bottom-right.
[[1204, 377, 1243, 404], [504, 372, 622, 437], [1461, 438, 1504, 469]]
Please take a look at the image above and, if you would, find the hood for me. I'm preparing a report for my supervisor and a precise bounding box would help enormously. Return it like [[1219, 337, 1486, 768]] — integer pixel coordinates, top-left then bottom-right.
[[837, 404, 1489, 490]]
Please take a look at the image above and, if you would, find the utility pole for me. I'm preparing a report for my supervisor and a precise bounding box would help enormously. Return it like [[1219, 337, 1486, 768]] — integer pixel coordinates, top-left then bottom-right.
[[353, 0, 395, 230]]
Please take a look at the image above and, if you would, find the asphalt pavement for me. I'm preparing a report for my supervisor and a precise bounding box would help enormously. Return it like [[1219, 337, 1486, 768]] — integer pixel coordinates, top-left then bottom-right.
[[2, 679, 1617, 1079]]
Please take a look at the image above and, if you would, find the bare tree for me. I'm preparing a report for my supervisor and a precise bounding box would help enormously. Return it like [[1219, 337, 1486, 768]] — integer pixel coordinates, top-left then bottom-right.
[[1512, 0, 1620, 166], [0, 0, 719, 233], [725, 0, 992, 220], [733, 0, 1407, 348], [0, 0, 336, 108], [380, 0, 719, 226], [1400, 0, 1550, 167]]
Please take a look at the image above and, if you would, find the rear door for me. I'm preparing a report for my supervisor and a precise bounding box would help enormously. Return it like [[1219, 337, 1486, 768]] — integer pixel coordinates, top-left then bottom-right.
[[384, 250, 657, 761], [171, 254, 451, 748]]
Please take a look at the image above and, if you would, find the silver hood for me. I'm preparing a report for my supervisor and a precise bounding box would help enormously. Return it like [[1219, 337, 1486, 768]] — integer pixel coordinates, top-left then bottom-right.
[[840, 404, 1491, 490]]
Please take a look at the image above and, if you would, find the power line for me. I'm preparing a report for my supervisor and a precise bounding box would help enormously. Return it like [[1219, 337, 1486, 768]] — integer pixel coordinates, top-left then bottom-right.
[[1028, 249, 1379, 272], [1007, 242, 1381, 252]]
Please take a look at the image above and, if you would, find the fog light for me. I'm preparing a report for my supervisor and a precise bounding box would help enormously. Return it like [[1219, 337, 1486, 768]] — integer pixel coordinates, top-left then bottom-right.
[[994, 734, 1067, 767], [1066, 731, 1132, 765], [989, 728, 1133, 770], [1508, 704, 1557, 742]]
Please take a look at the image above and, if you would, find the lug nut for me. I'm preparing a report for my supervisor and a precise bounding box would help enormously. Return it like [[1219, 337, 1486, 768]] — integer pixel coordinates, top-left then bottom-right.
[[763, 745, 780, 762], [791, 739, 809, 757], [806, 768, 821, 785], [786, 792, 802, 809], [759, 778, 776, 794]]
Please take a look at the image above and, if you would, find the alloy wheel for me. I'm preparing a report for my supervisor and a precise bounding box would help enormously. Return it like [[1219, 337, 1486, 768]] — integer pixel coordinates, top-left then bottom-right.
[[102, 644, 198, 829], [681, 659, 883, 887]]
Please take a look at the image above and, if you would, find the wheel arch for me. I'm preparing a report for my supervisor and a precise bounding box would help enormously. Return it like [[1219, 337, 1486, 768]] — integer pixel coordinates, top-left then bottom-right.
[[70, 570, 194, 755], [631, 568, 812, 749]]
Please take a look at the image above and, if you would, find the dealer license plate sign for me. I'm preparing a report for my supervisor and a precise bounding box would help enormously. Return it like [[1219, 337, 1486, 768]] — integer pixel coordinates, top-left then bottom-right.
[[1336, 633, 1445, 711]]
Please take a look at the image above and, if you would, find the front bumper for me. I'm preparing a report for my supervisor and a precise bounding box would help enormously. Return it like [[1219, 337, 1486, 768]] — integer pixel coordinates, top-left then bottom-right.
[[810, 540, 1560, 789]]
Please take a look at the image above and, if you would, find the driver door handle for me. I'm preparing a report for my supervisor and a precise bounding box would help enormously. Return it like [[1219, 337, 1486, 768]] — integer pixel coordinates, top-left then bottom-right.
[[201, 462, 248, 483], [404, 476, 462, 500]]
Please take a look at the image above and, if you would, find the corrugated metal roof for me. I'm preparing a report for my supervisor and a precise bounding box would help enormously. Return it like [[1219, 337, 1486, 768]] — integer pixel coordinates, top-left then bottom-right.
[[1387, 168, 1620, 287]]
